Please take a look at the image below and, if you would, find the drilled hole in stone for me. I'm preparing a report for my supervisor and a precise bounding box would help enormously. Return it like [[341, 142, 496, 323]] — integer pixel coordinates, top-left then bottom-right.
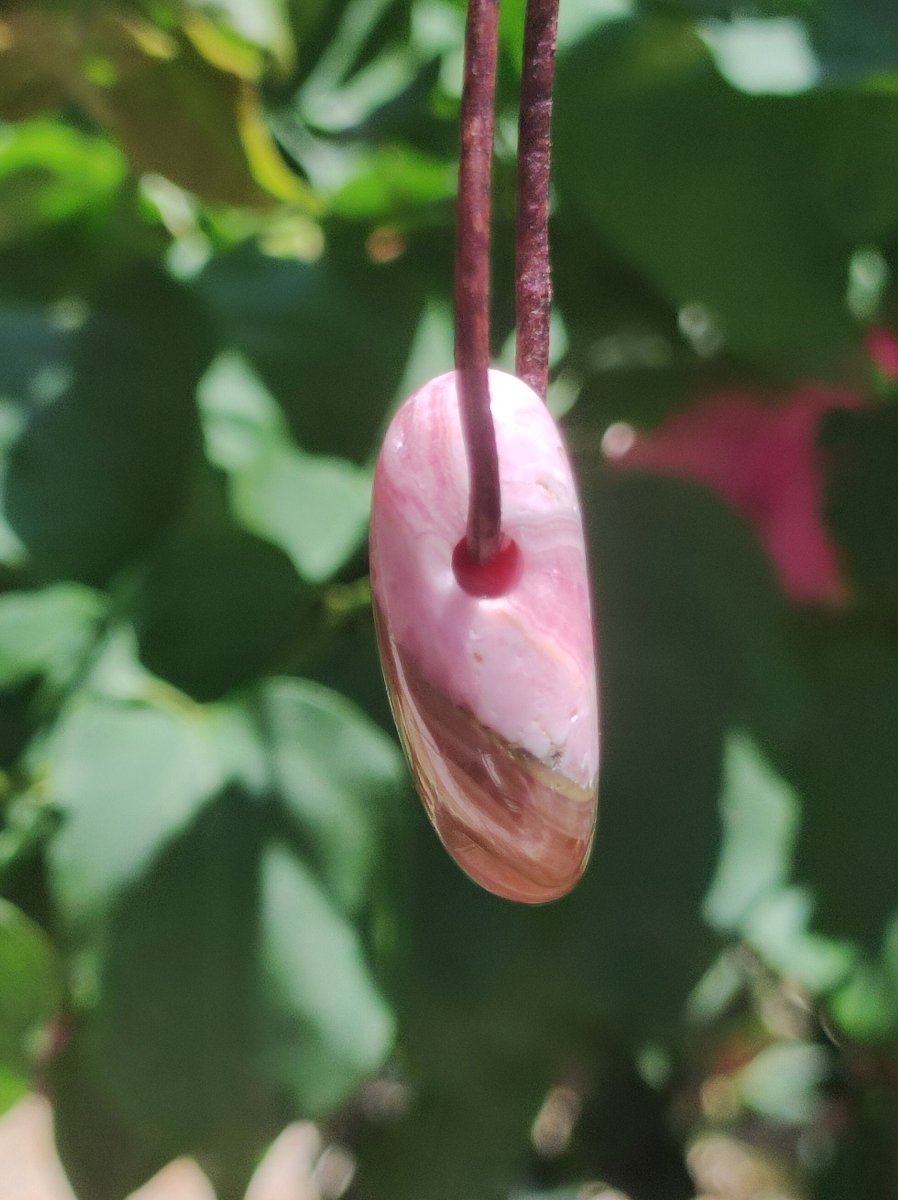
[[452, 536, 522, 598]]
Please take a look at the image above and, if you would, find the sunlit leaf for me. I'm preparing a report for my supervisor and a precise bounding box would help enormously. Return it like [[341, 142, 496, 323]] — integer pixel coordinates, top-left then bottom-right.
[[329, 147, 456, 219], [46, 698, 218, 933], [737, 1041, 828, 1124], [0, 7, 312, 208], [0, 121, 126, 248], [251, 677, 404, 914], [259, 841, 395, 1113], [198, 352, 372, 582], [705, 734, 798, 932], [0, 585, 107, 689]]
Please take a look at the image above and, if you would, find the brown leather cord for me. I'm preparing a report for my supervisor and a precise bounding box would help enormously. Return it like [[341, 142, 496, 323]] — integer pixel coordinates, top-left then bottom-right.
[[455, 0, 502, 565], [455, 0, 558, 564], [515, 0, 559, 400]]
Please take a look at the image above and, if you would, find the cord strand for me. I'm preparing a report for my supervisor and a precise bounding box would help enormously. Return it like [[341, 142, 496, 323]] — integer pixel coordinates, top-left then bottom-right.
[[455, 0, 502, 565], [515, 0, 560, 400]]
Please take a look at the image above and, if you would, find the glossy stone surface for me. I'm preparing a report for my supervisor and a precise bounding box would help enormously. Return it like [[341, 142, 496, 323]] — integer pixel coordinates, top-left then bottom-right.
[[370, 369, 599, 903]]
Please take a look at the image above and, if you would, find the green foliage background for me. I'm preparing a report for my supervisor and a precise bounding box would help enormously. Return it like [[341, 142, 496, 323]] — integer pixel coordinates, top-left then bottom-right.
[[1, 0, 898, 1197]]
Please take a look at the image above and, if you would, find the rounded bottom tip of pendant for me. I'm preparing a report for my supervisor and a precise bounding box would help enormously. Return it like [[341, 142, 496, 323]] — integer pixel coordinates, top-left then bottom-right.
[[437, 821, 593, 905]]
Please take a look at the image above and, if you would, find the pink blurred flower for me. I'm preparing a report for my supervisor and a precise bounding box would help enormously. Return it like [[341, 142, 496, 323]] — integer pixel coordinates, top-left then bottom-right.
[[866, 325, 898, 382], [606, 385, 866, 606]]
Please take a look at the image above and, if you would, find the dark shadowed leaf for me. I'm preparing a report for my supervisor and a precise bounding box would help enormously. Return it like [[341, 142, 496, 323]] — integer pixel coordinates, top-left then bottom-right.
[[53, 1031, 168, 1200], [564, 472, 801, 1029], [790, 617, 898, 951], [4, 266, 215, 585], [199, 242, 424, 462], [134, 524, 313, 701], [554, 18, 871, 379], [83, 789, 274, 1174], [810, 1081, 898, 1200], [822, 404, 898, 613], [811, 0, 898, 83], [43, 671, 402, 1187]]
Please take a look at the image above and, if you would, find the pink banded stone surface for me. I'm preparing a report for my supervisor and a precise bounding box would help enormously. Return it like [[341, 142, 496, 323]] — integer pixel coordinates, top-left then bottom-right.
[[370, 369, 599, 903]]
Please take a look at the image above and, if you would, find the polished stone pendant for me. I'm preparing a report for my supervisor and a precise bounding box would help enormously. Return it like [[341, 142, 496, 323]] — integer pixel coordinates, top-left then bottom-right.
[[370, 369, 599, 903]]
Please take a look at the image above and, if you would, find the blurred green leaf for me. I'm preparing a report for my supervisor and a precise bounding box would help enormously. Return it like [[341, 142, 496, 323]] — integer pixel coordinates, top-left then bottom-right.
[[810, 0, 898, 82], [700, 731, 856, 1014], [741, 886, 853, 994], [0, 584, 107, 688], [0, 121, 126, 247], [185, 0, 294, 64], [828, 901, 898, 1044], [705, 734, 798, 933], [0, 899, 60, 1107], [233, 445, 371, 582], [44, 671, 402, 1185], [737, 1041, 828, 1124], [829, 959, 895, 1043], [0, 6, 310, 208], [296, 0, 421, 138], [82, 788, 274, 1177], [329, 146, 455, 220], [698, 16, 820, 95], [0, 1065, 26, 1116], [284, 0, 354, 90]]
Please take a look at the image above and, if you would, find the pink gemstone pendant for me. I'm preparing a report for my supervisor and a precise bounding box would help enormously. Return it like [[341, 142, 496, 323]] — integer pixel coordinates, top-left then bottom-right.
[[370, 370, 599, 903]]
